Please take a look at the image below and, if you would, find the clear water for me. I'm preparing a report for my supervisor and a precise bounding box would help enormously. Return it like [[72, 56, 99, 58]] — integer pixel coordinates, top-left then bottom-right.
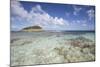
[[11, 31, 95, 66]]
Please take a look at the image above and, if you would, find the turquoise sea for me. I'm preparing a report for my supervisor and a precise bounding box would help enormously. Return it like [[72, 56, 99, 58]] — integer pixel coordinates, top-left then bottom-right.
[[11, 31, 95, 66]]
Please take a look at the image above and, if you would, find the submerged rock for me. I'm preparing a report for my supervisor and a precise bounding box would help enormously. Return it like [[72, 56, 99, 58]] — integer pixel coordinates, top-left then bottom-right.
[[68, 36, 94, 48]]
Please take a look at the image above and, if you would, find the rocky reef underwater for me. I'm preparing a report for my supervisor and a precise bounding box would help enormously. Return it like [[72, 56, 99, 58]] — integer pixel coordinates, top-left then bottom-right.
[[11, 32, 95, 66]]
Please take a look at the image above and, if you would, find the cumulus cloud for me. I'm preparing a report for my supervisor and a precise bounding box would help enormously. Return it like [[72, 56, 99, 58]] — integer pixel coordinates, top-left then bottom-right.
[[73, 6, 82, 15], [72, 20, 88, 28], [11, 0, 28, 19], [72, 19, 87, 23], [87, 9, 95, 20], [11, 0, 69, 31], [82, 23, 87, 27]]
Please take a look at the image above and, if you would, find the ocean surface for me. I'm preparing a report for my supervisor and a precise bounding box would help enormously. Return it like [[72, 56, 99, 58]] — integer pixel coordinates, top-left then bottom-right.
[[10, 31, 95, 66]]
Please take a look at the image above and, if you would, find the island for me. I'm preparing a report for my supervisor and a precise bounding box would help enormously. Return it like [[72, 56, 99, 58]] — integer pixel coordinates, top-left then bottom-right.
[[22, 26, 42, 32]]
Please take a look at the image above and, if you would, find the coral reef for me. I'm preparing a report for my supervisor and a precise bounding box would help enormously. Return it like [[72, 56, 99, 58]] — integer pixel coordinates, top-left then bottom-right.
[[11, 32, 95, 66]]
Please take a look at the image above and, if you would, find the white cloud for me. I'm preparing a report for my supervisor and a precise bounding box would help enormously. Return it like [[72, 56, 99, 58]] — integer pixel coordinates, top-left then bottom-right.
[[87, 9, 95, 20], [72, 20, 87, 24], [11, 0, 69, 30], [76, 20, 81, 23], [82, 23, 87, 27], [71, 20, 88, 28], [11, 0, 28, 19], [73, 6, 82, 15]]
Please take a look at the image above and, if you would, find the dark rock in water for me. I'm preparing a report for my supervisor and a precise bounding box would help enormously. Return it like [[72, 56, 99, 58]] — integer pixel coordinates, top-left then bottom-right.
[[20, 41, 32, 46], [11, 38, 20, 43], [69, 36, 94, 48], [70, 36, 93, 42]]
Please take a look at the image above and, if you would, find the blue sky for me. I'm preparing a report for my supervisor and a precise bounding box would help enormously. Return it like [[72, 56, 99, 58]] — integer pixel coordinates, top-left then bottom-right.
[[11, 0, 95, 31]]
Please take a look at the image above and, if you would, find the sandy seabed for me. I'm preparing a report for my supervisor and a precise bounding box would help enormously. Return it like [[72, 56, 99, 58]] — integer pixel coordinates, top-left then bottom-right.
[[10, 31, 95, 66]]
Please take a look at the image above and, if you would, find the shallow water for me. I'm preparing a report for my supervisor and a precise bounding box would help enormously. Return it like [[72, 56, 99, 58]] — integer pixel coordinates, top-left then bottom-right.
[[11, 31, 95, 66]]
